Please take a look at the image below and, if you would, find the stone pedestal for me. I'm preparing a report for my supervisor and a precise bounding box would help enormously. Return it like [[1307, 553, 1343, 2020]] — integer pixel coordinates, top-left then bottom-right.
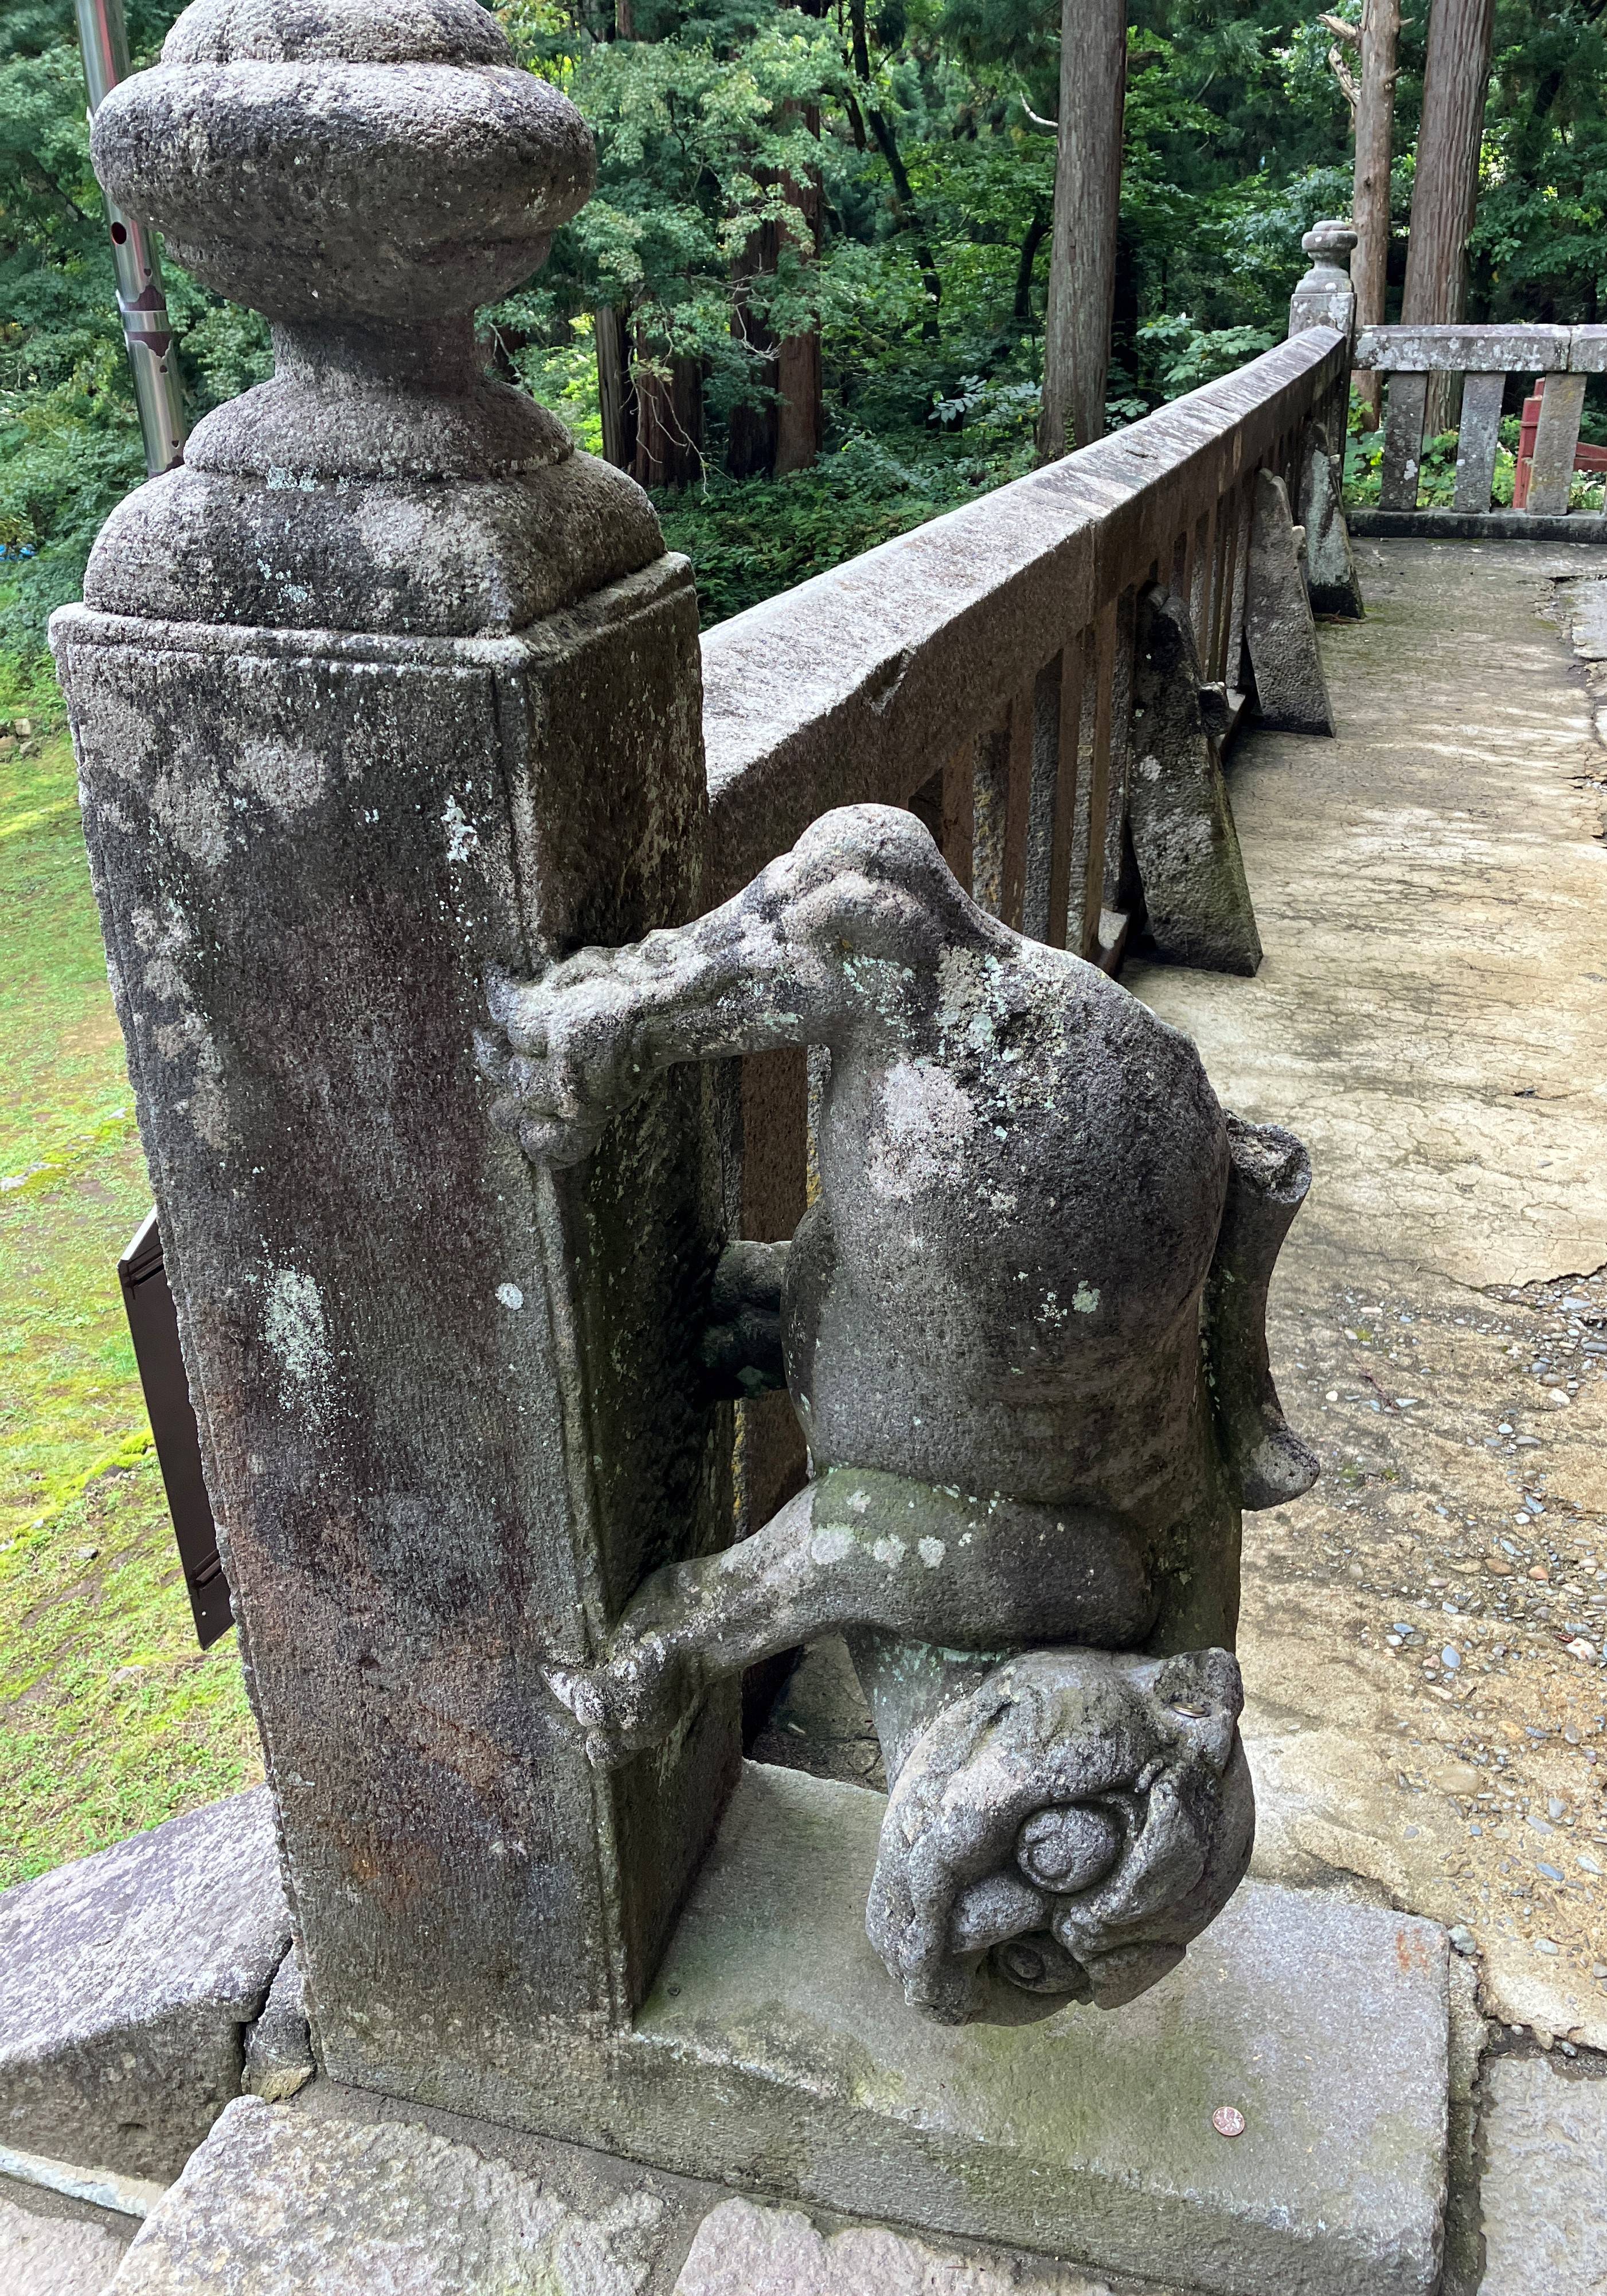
[[54, 583, 731, 2082], [53, 0, 734, 2106]]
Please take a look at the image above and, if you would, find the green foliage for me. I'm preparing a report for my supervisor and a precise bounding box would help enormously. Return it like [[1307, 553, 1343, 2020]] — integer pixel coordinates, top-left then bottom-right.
[[1343, 406, 1604, 511], [0, 3, 269, 700], [6, 0, 1607, 656], [0, 726, 261, 1883], [655, 420, 1034, 620], [1475, 0, 1607, 324], [1135, 314, 1278, 397]]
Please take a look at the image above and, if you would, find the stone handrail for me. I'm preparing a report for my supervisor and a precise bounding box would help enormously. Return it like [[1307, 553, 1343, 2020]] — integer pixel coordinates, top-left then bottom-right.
[[703, 327, 1349, 938]]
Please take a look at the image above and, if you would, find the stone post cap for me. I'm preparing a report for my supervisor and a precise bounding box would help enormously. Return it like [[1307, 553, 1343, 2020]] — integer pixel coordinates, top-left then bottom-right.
[[1288, 218, 1357, 342], [89, 0, 595, 327], [1299, 219, 1358, 273]]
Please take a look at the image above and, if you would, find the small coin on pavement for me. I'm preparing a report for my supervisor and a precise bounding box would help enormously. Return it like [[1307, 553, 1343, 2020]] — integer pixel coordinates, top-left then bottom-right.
[[1211, 2105, 1246, 2138]]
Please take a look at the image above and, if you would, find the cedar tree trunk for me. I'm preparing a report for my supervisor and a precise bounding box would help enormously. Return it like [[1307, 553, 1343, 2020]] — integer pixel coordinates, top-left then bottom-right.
[[1351, 0, 1401, 427], [1402, 0, 1495, 432], [1037, 0, 1126, 462]]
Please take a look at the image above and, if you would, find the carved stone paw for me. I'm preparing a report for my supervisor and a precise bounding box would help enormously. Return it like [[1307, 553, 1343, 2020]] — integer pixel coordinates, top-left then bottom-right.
[[480, 958, 646, 1167], [543, 1627, 690, 1765], [698, 1240, 789, 1398], [865, 1646, 1254, 2025]]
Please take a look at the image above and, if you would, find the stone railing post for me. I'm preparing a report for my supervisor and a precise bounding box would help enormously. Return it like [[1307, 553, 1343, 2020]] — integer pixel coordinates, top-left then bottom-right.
[[1288, 217, 1359, 456], [1286, 219, 1366, 619], [1288, 218, 1359, 343], [51, 0, 734, 2116]]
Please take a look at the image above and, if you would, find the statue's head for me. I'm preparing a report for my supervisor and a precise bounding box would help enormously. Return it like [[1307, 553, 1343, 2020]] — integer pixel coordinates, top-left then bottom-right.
[[865, 1646, 1253, 2024]]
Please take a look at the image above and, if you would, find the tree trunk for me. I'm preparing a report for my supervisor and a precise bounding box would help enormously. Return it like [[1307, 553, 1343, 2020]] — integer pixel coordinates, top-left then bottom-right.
[[595, 304, 636, 471], [728, 226, 778, 480], [1036, 0, 1126, 462], [1402, 0, 1495, 432], [1351, 0, 1401, 428], [1013, 206, 1049, 325], [774, 135, 824, 474], [774, 323, 822, 474], [632, 338, 704, 491], [726, 117, 824, 480], [848, 0, 941, 338]]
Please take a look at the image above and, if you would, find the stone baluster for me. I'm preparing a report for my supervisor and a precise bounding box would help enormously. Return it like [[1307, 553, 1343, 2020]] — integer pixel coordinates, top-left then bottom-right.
[[51, 0, 733, 2117]]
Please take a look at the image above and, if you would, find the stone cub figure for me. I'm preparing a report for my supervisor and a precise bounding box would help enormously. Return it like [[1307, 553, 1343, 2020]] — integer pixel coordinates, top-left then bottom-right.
[[482, 803, 1317, 2021]]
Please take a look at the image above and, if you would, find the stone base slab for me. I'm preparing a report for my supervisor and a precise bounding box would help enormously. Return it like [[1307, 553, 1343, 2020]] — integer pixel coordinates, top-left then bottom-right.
[[107, 2089, 1115, 2296], [1348, 508, 1607, 542], [1, 2175, 135, 2296], [1479, 2054, 1607, 2295], [610, 1765, 1449, 2296], [0, 1790, 290, 2181]]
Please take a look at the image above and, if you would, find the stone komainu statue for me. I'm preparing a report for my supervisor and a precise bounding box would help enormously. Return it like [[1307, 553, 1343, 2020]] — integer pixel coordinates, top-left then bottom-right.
[[483, 802, 1318, 2023]]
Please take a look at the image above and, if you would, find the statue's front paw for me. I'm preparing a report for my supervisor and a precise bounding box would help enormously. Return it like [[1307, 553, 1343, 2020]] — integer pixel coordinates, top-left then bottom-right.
[[479, 962, 639, 1169], [698, 1240, 789, 1398], [543, 1635, 687, 1766], [865, 1646, 1254, 2025]]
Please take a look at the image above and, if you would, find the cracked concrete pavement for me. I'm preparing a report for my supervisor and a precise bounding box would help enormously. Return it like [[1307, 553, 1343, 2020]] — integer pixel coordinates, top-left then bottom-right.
[[1129, 537, 1607, 2055]]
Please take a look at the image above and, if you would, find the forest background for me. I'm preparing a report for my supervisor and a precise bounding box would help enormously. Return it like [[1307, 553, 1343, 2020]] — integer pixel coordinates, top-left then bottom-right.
[[5, 0, 1607, 717]]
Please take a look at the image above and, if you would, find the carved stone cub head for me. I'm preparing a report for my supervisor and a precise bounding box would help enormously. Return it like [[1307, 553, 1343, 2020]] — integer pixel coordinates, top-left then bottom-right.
[[865, 1645, 1253, 2024]]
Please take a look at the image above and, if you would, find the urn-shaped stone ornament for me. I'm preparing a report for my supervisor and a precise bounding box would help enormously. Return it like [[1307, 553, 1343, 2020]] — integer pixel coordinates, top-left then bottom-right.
[[1288, 217, 1358, 339], [83, 0, 662, 630]]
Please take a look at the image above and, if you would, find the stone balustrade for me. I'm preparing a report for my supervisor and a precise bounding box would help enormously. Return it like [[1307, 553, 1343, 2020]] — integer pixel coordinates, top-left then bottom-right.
[[1352, 322, 1607, 529]]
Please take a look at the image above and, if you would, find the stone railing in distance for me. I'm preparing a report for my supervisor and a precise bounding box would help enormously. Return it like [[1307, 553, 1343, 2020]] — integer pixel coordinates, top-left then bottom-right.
[[1354, 322, 1607, 535], [704, 326, 1348, 945]]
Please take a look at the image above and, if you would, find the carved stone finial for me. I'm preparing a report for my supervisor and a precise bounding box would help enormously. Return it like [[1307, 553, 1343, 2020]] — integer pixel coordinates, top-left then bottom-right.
[[94, 1, 592, 328], [81, 0, 661, 630], [1289, 218, 1358, 342], [1301, 218, 1359, 269]]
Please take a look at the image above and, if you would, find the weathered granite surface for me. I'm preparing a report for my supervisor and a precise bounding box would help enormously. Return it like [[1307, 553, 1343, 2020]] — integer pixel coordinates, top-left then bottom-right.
[[0, 1791, 288, 2181], [1287, 220, 1358, 342], [0, 2148, 169, 2221], [1479, 2056, 1607, 2295], [111, 2095, 676, 2295], [92, 0, 593, 327], [1127, 585, 1261, 975], [99, 2084, 1165, 2296], [671, 2197, 1109, 2295], [1243, 469, 1336, 735], [0, 2181, 133, 2296], [1299, 422, 1365, 620]]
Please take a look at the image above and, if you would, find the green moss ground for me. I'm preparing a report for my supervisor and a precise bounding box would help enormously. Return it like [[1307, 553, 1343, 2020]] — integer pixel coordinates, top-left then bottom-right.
[[1, 730, 262, 1889]]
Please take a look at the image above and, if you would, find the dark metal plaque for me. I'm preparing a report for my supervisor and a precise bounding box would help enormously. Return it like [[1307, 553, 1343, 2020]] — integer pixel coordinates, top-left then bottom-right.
[[118, 1208, 233, 1648]]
